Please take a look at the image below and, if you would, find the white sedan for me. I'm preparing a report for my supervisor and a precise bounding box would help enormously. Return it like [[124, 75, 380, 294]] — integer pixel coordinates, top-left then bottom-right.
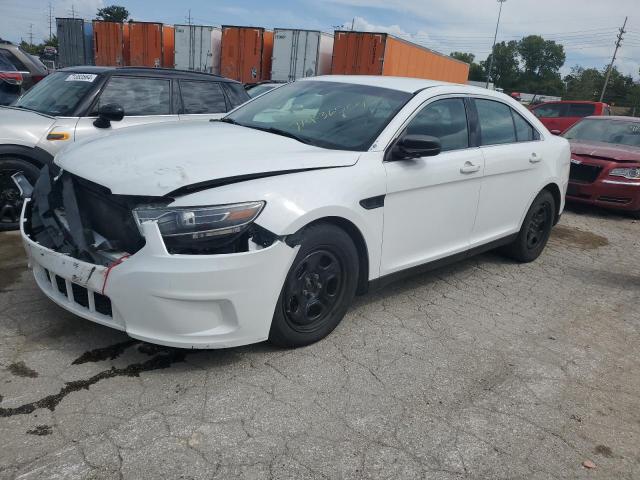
[[19, 76, 570, 348]]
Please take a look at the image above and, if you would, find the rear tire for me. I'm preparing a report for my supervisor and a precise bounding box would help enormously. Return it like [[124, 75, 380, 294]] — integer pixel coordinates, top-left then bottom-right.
[[269, 223, 359, 348], [0, 158, 40, 232], [502, 190, 556, 263]]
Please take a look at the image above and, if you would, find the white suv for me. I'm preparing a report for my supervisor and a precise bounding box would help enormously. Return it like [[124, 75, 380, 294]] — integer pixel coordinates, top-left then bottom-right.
[[19, 76, 570, 349]]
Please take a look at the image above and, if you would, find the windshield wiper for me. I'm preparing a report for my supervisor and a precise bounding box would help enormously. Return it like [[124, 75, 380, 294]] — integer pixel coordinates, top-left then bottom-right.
[[249, 125, 312, 145], [217, 117, 238, 125]]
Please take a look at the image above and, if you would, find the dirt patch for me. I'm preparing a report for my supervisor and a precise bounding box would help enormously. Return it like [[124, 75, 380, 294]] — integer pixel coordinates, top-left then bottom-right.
[[26, 425, 52, 436], [551, 225, 609, 250], [594, 445, 614, 458], [7, 361, 38, 378], [0, 232, 27, 292]]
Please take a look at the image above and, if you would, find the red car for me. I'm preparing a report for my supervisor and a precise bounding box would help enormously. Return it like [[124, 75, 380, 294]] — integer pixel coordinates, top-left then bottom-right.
[[531, 101, 610, 135], [563, 116, 640, 217]]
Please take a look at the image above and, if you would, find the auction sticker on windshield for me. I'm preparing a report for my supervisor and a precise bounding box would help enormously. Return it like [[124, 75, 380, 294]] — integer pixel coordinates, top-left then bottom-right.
[[65, 73, 97, 82]]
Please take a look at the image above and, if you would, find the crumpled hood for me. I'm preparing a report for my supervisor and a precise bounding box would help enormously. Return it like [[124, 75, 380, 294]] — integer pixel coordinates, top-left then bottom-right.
[[0, 106, 55, 146], [56, 121, 360, 196], [570, 139, 640, 163]]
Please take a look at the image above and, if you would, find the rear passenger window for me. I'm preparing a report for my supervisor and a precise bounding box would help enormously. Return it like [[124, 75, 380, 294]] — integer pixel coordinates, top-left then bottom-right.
[[475, 99, 516, 146], [568, 103, 595, 117], [405, 98, 469, 152], [96, 77, 171, 116], [511, 110, 537, 142], [533, 104, 564, 118], [180, 81, 227, 114]]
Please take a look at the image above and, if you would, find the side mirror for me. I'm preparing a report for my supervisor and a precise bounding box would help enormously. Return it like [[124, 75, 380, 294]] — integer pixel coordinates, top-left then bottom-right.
[[93, 103, 124, 129], [391, 134, 441, 160]]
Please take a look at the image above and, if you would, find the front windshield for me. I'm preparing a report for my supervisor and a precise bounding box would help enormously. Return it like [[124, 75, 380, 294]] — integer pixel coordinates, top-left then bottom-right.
[[563, 119, 640, 148], [13, 71, 99, 116], [226, 81, 412, 151]]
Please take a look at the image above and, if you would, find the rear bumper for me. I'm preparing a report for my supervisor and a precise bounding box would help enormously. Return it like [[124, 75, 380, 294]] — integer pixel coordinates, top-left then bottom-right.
[[21, 200, 298, 349]]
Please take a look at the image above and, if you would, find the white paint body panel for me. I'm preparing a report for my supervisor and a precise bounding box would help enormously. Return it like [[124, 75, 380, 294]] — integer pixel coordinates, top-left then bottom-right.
[[271, 29, 333, 82], [174, 25, 222, 74], [25, 76, 569, 348]]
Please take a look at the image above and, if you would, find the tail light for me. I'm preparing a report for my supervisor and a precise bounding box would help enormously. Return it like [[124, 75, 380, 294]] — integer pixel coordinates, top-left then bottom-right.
[[0, 71, 23, 85]]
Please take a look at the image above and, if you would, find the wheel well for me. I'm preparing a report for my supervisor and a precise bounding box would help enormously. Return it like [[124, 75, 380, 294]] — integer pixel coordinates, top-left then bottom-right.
[[296, 217, 370, 296], [0, 153, 43, 169], [542, 183, 562, 224]]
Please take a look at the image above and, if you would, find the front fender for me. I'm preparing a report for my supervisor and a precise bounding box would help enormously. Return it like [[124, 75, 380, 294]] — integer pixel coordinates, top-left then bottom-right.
[[0, 144, 54, 167]]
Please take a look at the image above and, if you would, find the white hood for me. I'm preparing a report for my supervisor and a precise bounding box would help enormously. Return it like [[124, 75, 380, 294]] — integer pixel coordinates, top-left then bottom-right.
[[56, 121, 360, 196]]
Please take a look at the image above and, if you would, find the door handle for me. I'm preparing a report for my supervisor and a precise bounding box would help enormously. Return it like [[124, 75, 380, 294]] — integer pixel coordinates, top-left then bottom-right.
[[529, 153, 542, 164], [460, 162, 481, 174]]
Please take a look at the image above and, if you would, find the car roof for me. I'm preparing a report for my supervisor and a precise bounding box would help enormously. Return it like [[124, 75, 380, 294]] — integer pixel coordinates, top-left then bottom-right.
[[59, 66, 241, 83], [534, 100, 607, 105], [303, 75, 460, 93]]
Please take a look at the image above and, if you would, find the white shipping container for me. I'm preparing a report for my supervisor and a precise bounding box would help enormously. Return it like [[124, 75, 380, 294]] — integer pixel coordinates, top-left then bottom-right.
[[174, 25, 222, 74], [271, 29, 333, 82]]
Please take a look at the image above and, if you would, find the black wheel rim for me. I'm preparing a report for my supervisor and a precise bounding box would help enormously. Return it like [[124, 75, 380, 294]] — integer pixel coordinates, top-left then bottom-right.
[[526, 202, 552, 250], [0, 169, 25, 227], [282, 249, 346, 333]]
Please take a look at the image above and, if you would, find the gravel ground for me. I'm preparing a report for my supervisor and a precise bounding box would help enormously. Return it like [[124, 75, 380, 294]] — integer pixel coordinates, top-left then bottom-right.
[[0, 206, 638, 480]]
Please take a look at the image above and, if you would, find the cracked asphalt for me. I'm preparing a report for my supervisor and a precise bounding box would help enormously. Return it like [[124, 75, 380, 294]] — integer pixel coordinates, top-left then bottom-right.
[[0, 206, 639, 479]]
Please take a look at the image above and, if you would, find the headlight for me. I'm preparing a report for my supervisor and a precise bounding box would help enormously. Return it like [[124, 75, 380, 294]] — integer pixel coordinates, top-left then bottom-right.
[[609, 167, 640, 179], [132, 201, 265, 240]]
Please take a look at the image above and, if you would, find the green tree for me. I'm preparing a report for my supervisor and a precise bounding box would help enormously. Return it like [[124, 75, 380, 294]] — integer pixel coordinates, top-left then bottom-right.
[[96, 5, 130, 22], [517, 35, 565, 77], [564, 66, 603, 100], [449, 51, 485, 81], [481, 40, 520, 90]]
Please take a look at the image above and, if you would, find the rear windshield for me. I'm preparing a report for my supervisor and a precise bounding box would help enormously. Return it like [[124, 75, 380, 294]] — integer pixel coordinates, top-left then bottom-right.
[[13, 71, 99, 116], [563, 119, 640, 147], [226, 80, 411, 151]]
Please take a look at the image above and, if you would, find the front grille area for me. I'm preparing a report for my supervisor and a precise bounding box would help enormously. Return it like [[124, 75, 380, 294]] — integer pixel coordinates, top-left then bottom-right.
[[598, 196, 632, 205], [569, 163, 602, 184], [43, 267, 113, 318]]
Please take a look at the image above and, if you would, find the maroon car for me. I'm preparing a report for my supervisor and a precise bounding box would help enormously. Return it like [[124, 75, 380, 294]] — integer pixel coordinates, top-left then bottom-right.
[[563, 116, 640, 217]]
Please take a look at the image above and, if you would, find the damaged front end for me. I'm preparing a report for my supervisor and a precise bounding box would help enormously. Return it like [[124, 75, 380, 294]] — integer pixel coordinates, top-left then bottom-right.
[[23, 166, 278, 266]]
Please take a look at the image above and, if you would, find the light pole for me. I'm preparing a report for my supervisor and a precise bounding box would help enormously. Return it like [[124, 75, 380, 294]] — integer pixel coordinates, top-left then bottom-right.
[[486, 0, 507, 89]]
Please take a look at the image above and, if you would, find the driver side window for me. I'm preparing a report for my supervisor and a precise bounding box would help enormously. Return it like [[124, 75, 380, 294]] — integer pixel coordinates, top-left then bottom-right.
[[406, 98, 469, 152]]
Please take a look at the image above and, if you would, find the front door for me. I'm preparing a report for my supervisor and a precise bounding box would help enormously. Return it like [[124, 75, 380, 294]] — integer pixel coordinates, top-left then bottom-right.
[[381, 97, 484, 275], [74, 75, 178, 142]]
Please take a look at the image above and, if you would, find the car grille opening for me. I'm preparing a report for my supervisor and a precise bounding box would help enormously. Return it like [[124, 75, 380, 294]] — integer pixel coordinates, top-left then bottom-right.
[[71, 282, 90, 308], [94, 292, 113, 317], [598, 196, 632, 204], [55, 275, 67, 297], [570, 163, 602, 184]]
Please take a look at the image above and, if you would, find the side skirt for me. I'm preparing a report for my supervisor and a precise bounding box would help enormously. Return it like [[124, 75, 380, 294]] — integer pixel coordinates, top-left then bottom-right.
[[367, 233, 518, 293]]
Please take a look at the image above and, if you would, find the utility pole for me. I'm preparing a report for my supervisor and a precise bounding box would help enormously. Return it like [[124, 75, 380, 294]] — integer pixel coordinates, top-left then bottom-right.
[[48, 2, 53, 40], [28, 23, 34, 46], [70, 4, 75, 19], [600, 16, 627, 102], [186, 9, 192, 25], [351, 18, 355, 31], [486, 0, 507, 89]]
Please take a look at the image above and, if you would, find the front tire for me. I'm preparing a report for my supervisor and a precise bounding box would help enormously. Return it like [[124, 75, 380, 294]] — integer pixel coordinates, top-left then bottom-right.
[[269, 223, 359, 348], [502, 190, 556, 263], [0, 158, 41, 232]]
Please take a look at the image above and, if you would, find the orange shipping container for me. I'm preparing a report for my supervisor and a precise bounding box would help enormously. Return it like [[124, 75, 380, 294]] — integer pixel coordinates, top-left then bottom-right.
[[162, 25, 175, 68], [93, 21, 128, 66], [221, 26, 272, 83], [127, 21, 163, 67], [331, 31, 469, 83]]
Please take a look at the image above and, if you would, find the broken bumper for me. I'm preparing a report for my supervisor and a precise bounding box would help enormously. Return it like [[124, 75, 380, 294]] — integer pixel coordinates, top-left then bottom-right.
[[21, 200, 298, 349]]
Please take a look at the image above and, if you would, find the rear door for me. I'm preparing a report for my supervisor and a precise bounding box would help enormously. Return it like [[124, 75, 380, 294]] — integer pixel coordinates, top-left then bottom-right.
[[74, 75, 178, 141], [471, 98, 545, 246], [177, 80, 228, 121]]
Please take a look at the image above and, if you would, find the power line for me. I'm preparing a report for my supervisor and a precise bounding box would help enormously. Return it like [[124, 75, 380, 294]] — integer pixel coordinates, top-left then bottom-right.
[[600, 16, 628, 102]]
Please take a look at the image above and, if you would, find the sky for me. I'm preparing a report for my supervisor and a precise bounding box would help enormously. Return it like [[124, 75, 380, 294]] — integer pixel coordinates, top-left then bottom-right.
[[1, 0, 639, 80]]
